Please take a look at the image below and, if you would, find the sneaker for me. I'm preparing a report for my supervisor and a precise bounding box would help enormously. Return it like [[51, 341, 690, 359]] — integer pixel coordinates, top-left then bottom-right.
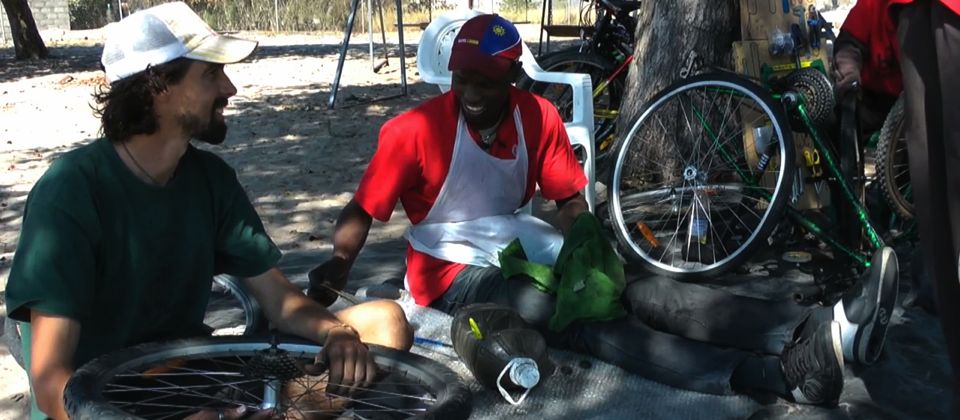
[[833, 246, 899, 365], [781, 320, 844, 406]]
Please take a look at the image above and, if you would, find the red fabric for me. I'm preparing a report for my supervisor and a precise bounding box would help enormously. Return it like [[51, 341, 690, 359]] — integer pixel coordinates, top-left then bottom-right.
[[353, 87, 587, 305], [887, 1, 960, 25], [843, 0, 904, 97]]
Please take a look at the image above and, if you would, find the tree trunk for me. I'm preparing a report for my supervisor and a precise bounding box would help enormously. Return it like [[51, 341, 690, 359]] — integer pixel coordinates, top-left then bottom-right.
[[1, 0, 49, 59], [618, 1, 738, 139]]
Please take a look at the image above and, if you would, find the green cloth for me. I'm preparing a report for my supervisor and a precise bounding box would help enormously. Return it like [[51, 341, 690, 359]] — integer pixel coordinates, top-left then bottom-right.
[[5, 139, 281, 419], [499, 212, 627, 332]]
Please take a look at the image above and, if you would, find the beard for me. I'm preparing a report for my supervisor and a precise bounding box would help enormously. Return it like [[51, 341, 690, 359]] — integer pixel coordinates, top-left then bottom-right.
[[181, 97, 229, 145]]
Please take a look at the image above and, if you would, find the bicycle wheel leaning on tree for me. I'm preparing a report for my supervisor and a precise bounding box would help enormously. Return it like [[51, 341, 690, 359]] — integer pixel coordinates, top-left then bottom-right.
[[608, 72, 796, 278], [64, 335, 472, 419]]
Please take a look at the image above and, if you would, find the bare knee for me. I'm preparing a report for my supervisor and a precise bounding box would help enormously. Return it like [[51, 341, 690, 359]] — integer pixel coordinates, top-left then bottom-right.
[[344, 300, 413, 351]]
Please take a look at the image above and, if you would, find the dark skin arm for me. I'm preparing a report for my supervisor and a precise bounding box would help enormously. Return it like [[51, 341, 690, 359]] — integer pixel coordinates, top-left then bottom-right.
[[555, 191, 590, 235], [308, 199, 373, 305]]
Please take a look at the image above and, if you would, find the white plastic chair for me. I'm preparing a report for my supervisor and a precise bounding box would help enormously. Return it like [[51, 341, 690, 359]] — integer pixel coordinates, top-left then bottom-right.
[[416, 9, 596, 212]]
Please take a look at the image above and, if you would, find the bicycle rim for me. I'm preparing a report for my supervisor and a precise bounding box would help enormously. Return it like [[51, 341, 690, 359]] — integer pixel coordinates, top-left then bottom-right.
[[65, 336, 471, 419], [609, 73, 794, 277], [208, 275, 265, 336]]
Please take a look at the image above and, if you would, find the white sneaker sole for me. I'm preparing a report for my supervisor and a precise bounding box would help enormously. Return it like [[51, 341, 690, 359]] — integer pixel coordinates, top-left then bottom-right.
[[835, 246, 898, 365]]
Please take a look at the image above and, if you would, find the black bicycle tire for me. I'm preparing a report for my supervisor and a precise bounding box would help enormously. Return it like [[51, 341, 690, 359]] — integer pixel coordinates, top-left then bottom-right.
[[875, 95, 913, 220], [211, 274, 266, 335], [838, 91, 867, 252], [608, 72, 796, 278], [1, 318, 24, 369], [64, 335, 472, 420]]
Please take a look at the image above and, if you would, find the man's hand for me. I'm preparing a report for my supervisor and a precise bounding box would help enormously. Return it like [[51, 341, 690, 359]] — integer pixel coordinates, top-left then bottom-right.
[[555, 192, 590, 235], [832, 46, 863, 95], [315, 325, 377, 395], [307, 257, 350, 306]]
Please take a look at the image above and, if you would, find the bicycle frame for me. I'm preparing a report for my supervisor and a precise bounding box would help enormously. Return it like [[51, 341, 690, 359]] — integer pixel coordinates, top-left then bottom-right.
[[593, 54, 633, 120], [692, 85, 885, 268]]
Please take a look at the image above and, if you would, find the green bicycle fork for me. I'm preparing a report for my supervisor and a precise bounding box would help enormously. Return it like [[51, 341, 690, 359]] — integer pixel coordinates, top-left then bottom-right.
[[690, 91, 880, 268]]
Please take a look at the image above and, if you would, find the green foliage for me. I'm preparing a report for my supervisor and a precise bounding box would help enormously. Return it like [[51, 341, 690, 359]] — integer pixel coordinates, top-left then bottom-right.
[[68, 0, 112, 30], [501, 0, 539, 14], [117, 0, 454, 32], [66, 0, 560, 33]]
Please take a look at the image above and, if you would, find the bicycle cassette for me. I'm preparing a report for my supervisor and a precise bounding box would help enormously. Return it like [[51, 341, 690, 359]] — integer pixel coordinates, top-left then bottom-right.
[[784, 68, 835, 126], [242, 347, 305, 380]]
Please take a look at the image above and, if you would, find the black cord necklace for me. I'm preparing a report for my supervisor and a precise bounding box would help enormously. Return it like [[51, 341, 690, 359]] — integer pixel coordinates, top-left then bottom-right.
[[121, 141, 161, 186], [474, 109, 507, 150]]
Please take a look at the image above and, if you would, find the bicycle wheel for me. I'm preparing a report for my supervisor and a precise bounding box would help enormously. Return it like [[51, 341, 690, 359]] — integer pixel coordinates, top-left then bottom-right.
[[608, 72, 795, 278], [519, 50, 625, 170], [65, 335, 472, 419], [208, 274, 266, 335], [875, 95, 913, 220]]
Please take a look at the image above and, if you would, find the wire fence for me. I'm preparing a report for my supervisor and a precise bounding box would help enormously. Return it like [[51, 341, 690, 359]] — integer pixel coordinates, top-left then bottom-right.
[[67, 0, 586, 33]]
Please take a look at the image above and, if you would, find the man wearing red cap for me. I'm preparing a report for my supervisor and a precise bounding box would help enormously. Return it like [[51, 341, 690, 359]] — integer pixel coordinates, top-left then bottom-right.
[[309, 14, 589, 323], [311, 13, 857, 407]]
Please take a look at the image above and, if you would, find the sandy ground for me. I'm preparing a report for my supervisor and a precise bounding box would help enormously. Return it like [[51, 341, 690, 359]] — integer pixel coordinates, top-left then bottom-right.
[[0, 8, 871, 418], [0, 21, 567, 418]]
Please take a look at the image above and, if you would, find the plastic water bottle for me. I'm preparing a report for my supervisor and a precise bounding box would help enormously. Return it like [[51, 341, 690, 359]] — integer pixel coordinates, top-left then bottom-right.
[[691, 206, 709, 244], [450, 303, 552, 405], [753, 125, 775, 172], [769, 29, 796, 56]]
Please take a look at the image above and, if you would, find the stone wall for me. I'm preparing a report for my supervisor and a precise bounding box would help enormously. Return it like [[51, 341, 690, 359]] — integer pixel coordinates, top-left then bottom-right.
[[1, 0, 71, 45]]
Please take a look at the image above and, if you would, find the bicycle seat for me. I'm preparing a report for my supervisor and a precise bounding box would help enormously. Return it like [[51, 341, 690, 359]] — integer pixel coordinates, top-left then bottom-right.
[[600, 0, 642, 14]]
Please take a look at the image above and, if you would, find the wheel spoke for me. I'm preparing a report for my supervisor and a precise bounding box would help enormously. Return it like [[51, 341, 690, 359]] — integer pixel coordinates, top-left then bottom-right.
[[610, 76, 789, 275]]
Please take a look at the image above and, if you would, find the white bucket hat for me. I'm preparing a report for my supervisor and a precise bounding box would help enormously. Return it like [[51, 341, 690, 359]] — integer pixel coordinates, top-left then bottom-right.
[[101, 1, 257, 83]]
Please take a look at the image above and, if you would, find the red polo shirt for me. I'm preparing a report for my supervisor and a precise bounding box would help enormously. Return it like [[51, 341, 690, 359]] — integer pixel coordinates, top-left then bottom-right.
[[353, 87, 587, 305]]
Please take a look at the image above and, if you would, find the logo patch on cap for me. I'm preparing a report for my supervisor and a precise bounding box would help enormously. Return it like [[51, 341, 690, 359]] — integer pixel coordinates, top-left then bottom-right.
[[448, 14, 523, 79]]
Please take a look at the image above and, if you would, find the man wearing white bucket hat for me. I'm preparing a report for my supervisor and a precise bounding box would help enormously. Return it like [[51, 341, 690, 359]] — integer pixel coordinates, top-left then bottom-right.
[[5, 3, 413, 419]]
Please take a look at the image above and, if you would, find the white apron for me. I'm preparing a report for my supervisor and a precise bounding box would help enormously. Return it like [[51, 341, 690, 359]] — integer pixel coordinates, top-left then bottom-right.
[[404, 107, 564, 268]]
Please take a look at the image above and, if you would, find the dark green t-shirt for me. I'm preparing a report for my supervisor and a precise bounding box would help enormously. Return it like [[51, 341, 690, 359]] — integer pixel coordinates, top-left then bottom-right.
[[6, 138, 281, 369]]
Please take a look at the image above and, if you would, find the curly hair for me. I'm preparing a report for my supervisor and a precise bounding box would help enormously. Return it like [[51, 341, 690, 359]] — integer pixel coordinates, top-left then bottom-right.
[[93, 58, 194, 142]]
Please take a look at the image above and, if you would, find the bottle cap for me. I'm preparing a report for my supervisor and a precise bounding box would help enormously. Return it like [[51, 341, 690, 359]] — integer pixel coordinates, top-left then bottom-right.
[[510, 359, 541, 388], [496, 357, 539, 405]]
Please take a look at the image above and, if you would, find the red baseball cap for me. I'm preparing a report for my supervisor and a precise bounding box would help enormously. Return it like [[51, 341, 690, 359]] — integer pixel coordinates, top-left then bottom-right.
[[448, 14, 522, 80]]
